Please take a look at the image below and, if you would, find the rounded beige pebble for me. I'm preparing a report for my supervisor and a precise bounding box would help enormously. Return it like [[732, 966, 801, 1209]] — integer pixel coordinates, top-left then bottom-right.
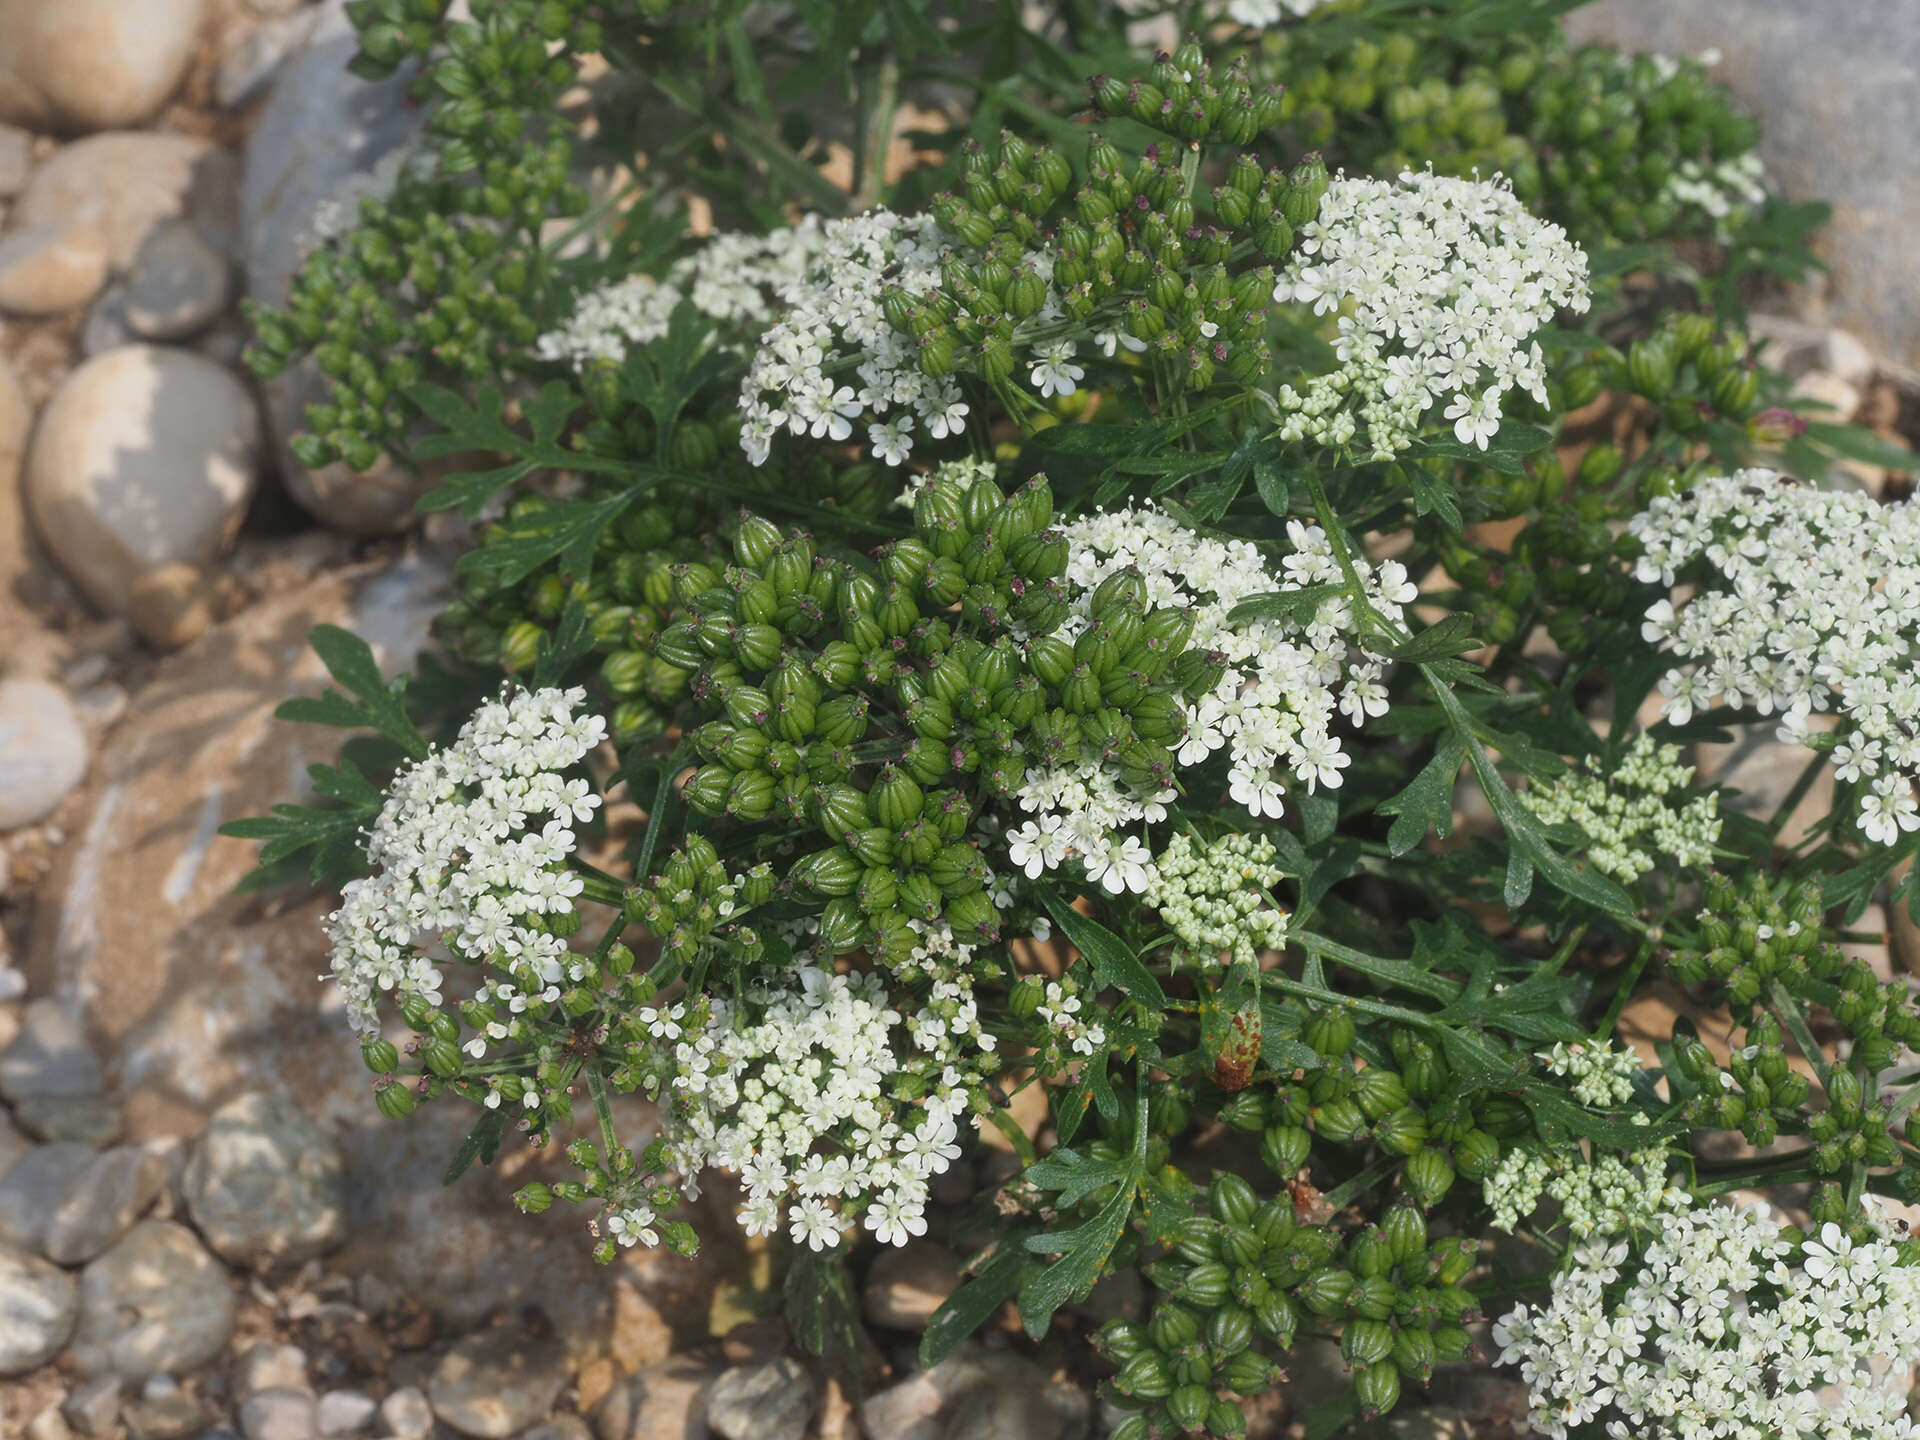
[[0, 225, 106, 316]]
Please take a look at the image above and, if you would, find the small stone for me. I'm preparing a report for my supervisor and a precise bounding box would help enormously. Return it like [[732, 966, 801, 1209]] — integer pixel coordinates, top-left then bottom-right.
[[427, 1329, 570, 1439], [216, 9, 323, 110], [126, 564, 217, 652], [80, 284, 134, 360], [239, 1388, 317, 1440], [0, 1108, 30, 1175], [236, 1343, 311, 1399], [0, 1243, 79, 1374], [705, 1357, 812, 1440], [592, 1355, 725, 1440], [63, 1375, 124, 1437], [0, 1144, 97, 1254], [378, 1388, 433, 1440], [0, 225, 106, 316], [125, 219, 232, 341], [14, 1094, 123, 1148], [71, 1221, 237, 1379], [608, 1280, 673, 1374], [939, 1355, 1088, 1440], [182, 1090, 348, 1266], [520, 1421, 590, 1440], [0, 999, 99, 1102], [860, 1242, 962, 1332], [0, 683, 88, 832], [25, 1404, 73, 1440], [42, 1146, 168, 1265], [0, 0, 206, 132], [1790, 370, 1862, 423], [122, 1386, 204, 1440], [856, 1345, 992, 1440], [23, 346, 261, 617], [315, 1391, 376, 1437], [0, 124, 28, 196], [1820, 328, 1876, 387], [1386, 1405, 1472, 1440]]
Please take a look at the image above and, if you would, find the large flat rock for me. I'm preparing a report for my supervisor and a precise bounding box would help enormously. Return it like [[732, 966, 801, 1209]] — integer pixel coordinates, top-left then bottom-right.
[[1565, 1, 1920, 373]]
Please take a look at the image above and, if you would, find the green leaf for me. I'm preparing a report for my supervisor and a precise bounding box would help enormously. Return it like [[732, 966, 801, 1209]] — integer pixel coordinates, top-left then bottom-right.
[[1257, 993, 1324, 1073], [456, 484, 656, 589], [1038, 888, 1166, 1012], [1024, 1147, 1131, 1209], [1424, 666, 1633, 918], [920, 1237, 1034, 1368], [443, 1108, 510, 1185], [1379, 732, 1466, 857], [413, 380, 581, 519], [1020, 1157, 1138, 1337], [1404, 434, 1525, 475], [1253, 453, 1290, 516], [531, 601, 595, 691], [1404, 461, 1466, 529], [1026, 424, 1143, 457], [785, 1250, 863, 1374], [1227, 583, 1342, 627], [1296, 789, 1338, 848], [287, 625, 429, 758], [1386, 612, 1479, 663]]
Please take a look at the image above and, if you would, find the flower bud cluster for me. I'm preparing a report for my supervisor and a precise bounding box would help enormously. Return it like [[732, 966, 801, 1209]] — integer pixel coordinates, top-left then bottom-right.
[[1493, 1198, 1920, 1440], [1271, 169, 1590, 459], [1483, 1144, 1681, 1238], [1113, 1172, 1480, 1433], [325, 686, 605, 1043], [1631, 469, 1920, 845], [1664, 872, 1920, 1161], [246, 0, 605, 470], [1248, 25, 1768, 251], [1534, 1039, 1642, 1110], [1244, 1013, 1513, 1217], [536, 219, 830, 369], [1141, 832, 1288, 969], [668, 964, 991, 1252], [433, 491, 730, 741], [1522, 733, 1721, 885], [1087, 43, 1284, 147]]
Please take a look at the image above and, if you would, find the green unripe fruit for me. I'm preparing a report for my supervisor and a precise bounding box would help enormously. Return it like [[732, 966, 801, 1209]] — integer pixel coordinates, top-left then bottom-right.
[[1176, 1262, 1231, 1308], [683, 765, 733, 816], [1218, 1092, 1267, 1133], [1115, 1352, 1173, 1400], [1348, 1228, 1394, 1280], [1393, 1325, 1437, 1381], [1253, 1291, 1297, 1347], [361, 1037, 399, 1074], [1150, 1300, 1202, 1351], [1353, 1068, 1409, 1121], [374, 1078, 420, 1119], [1342, 1317, 1395, 1368], [1712, 365, 1760, 416], [1306, 1008, 1356, 1060], [1207, 1304, 1255, 1358], [1432, 1324, 1474, 1363], [733, 516, 782, 570], [1626, 337, 1677, 400], [1382, 1205, 1428, 1267], [419, 1040, 464, 1080], [1260, 1126, 1311, 1178], [1403, 1148, 1456, 1208], [1295, 1266, 1355, 1317], [1355, 1359, 1401, 1418], [1578, 443, 1624, 489], [1167, 1384, 1211, 1433], [1210, 1173, 1259, 1228], [1222, 1350, 1280, 1398], [1374, 1106, 1429, 1157], [1452, 1129, 1501, 1181]]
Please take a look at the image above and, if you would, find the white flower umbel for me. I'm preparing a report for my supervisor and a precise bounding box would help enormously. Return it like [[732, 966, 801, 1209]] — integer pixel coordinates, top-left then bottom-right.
[[1493, 1199, 1920, 1440], [668, 964, 990, 1251], [536, 219, 829, 368], [1143, 832, 1288, 967], [736, 210, 973, 470], [1523, 734, 1721, 884], [1632, 469, 1920, 845], [1271, 170, 1590, 460], [1005, 504, 1403, 893], [323, 687, 606, 1039]]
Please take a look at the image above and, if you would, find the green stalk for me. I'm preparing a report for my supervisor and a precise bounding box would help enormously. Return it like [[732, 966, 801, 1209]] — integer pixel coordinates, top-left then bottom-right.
[[1766, 978, 1832, 1088]]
